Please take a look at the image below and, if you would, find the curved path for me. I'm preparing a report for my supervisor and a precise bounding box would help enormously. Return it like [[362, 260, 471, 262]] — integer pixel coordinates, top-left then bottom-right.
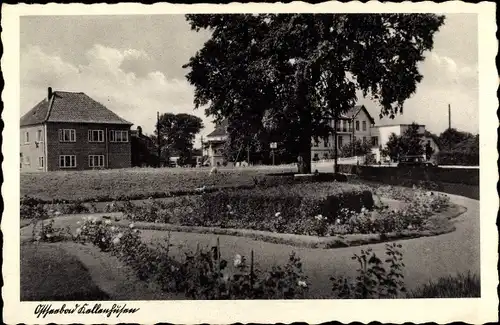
[[140, 193, 479, 298], [20, 194, 479, 299]]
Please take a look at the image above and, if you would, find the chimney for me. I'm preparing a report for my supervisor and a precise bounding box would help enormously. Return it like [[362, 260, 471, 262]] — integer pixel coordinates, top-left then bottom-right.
[[47, 87, 53, 101], [137, 126, 143, 136]]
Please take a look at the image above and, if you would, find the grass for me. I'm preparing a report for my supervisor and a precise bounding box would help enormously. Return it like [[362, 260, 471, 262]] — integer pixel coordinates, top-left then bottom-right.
[[21, 166, 295, 202], [409, 272, 480, 298], [21, 243, 110, 301]]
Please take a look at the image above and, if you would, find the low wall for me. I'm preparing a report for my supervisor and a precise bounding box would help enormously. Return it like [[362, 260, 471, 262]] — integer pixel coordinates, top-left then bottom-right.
[[337, 165, 479, 186]]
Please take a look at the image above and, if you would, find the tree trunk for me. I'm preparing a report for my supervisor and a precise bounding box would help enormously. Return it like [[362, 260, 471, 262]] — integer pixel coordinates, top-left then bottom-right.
[[297, 120, 312, 174]]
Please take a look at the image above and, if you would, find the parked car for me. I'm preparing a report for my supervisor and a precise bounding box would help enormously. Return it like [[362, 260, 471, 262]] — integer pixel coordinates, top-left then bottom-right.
[[398, 155, 437, 167]]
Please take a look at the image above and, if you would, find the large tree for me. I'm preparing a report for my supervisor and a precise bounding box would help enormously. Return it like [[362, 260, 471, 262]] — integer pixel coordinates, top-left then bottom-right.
[[155, 113, 204, 166], [183, 14, 445, 173]]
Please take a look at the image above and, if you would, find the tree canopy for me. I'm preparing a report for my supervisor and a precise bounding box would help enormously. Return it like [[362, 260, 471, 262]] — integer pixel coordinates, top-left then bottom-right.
[[155, 113, 204, 165], [184, 14, 445, 172], [438, 128, 476, 151]]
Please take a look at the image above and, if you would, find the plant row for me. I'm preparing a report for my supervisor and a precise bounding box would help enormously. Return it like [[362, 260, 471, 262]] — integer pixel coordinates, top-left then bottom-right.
[[30, 216, 479, 299]]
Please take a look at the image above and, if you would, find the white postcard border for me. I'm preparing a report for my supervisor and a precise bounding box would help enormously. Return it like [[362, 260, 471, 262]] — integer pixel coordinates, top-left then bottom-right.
[[2, 2, 498, 324]]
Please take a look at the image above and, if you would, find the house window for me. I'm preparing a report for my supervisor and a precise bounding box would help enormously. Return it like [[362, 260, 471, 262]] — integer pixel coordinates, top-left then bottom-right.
[[371, 136, 379, 147], [24, 131, 30, 143], [88, 130, 104, 142], [25, 156, 30, 165], [110, 130, 129, 142], [338, 136, 343, 148], [20, 153, 23, 169], [342, 120, 347, 132], [355, 121, 360, 131], [348, 120, 352, 132], [36, 130, 43, 142], [38, 157, 44, 168], [59, 155, 76, 168], [89, 155, 105, 168], [362, 121, 367, 131], [313, 140, 319, 147], [59, 129, 76, 142], [324, 137, 329, 147]]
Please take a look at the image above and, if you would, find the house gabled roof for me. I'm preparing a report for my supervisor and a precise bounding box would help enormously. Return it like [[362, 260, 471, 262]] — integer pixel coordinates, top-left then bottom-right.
[[424, 130, 441, 149], [20, 90, 133, 127], [340, 105, 375, 124], [206, 118, 229, 138]]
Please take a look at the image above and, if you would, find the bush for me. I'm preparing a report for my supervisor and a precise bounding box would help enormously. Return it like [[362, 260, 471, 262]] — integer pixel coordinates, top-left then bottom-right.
[[20, 196, 48, 220], [180, 183, 374, 236], [330, 243, 406, 298], [31, 219, 71, 243]]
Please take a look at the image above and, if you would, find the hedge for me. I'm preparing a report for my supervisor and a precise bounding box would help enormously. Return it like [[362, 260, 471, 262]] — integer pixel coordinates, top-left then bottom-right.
[[180, 183, 374, 234], [336, 165, 479, 186], [437, 150, 479, 166]]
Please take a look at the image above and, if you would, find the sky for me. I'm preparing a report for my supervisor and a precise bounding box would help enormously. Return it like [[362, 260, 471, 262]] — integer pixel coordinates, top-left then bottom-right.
[[20, 14, 478, 146]]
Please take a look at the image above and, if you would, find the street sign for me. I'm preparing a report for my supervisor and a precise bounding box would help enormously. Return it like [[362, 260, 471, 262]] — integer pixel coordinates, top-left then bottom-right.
[[270, 142, 277, 149]]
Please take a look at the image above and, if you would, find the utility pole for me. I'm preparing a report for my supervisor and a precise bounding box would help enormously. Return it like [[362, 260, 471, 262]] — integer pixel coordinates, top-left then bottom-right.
[[333, 112, 338, 174], [448, 104, 451, 130], [351, 117, 355, 157], [157, 112, 161, 167]]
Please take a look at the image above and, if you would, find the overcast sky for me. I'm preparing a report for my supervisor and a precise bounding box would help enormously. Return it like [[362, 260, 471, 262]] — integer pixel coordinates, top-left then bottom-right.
[[20, 14, 478, 145]]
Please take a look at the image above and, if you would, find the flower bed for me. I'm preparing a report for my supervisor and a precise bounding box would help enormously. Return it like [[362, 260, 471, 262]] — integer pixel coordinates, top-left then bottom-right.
[[114, 185, 450, 237], [181, 183, 374, 235]]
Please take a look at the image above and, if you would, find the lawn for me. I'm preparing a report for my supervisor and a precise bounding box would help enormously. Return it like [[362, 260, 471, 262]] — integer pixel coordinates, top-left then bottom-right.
[[21, 243, 110, 301], [20, 166, 296, 202]]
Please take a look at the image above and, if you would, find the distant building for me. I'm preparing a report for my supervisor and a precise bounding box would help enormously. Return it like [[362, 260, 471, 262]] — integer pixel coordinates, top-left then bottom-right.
[[311, 105, 376, 160], [371, 124, 440, 161], [130, 126, 158, 167], [202, 105, 439, 166], [204, 119, 228, 167], [20, 87, 133, 172]]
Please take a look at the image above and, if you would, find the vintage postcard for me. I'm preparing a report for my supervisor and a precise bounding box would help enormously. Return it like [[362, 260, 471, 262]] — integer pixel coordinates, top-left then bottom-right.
[[2, 1, 498, 324]]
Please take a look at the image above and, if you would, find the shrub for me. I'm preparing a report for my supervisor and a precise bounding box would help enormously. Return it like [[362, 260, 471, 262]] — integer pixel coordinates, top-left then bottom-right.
[[334, 189, 451, 234], [31, 219, 71, 243], [330, 243, 406, 298], [181, 183, 374, 235], [20, 196, 48, 220]]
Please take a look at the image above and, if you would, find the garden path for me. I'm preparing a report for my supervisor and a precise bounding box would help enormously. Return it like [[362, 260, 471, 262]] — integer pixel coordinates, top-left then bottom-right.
[[20, 194, 479, 299], [138, 193, 479, 298]]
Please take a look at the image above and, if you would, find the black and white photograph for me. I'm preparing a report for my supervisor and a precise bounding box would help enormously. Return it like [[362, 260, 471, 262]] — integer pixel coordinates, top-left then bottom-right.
[[2, 2, 498, 324]]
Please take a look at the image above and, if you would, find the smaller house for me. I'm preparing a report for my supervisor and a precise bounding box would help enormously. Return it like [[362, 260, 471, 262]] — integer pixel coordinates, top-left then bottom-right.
[[131, 126, 158, 167], [372, 124, 440, 162], [204, 119, 229, 167]]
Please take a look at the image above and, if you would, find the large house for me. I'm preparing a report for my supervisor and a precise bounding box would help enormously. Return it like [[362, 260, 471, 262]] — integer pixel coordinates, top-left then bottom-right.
[[311, 105, 376, 160], [20, 87, 133, 172]]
